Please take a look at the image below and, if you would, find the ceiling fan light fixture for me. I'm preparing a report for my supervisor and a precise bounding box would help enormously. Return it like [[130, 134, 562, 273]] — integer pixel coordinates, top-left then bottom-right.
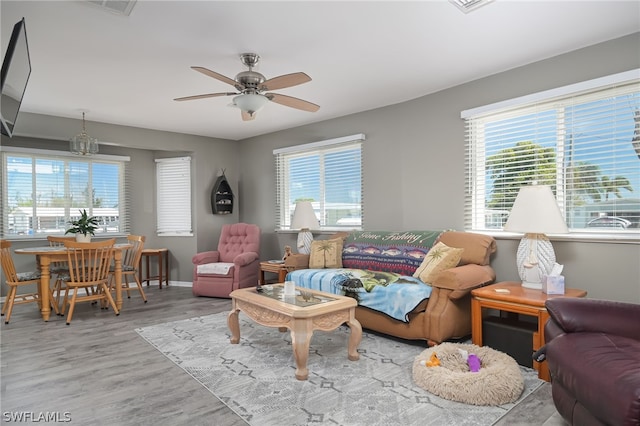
[[233, 93, 268, 115]]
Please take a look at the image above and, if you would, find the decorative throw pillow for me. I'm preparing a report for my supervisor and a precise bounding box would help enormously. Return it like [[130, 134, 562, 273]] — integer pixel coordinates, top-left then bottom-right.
[[413, 242, 463, 283], [309, 238, 344, 269]]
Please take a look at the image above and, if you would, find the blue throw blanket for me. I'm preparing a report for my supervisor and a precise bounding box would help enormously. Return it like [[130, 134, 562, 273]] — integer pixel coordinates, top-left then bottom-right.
[[286, 268, 432, 323]]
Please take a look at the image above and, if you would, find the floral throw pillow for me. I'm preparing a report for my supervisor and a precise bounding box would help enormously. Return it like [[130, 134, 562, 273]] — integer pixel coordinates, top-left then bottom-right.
[[309, 238, 344, 269], [413, 242, 464, 283]]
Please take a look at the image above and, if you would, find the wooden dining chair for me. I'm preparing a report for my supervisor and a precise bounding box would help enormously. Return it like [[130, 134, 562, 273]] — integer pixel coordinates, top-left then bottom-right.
[[109, 235, 147, 303], [0, 240, 59, 323], [47, 235, 75, 312], [61, 238, 119, 325]]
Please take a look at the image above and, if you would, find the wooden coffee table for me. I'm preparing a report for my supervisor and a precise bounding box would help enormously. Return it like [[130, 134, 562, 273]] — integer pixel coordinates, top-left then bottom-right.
[[471, 281, 587, 381], [228, 284, 362, 380]]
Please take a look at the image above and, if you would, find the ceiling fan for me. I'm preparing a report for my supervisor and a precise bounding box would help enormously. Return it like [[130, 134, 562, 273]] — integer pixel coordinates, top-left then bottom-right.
[[174, 53, 320, 121]]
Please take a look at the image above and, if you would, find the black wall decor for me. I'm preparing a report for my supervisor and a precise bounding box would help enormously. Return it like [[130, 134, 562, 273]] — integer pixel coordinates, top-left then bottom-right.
[[211, 171, 233, 214]]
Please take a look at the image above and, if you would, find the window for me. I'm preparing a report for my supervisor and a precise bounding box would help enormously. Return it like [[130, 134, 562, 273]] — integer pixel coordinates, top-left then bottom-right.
[[463, 70, 640, 234], [155, 156, 192, 236], [274, 134, 364, 231], [1, 147, 129, 238]]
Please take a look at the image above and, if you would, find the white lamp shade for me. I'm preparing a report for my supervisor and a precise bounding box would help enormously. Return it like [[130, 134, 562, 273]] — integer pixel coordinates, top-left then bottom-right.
[[233, 94, 268, 114], [291, 201, 318, 230], [503, 185, 568, 234]]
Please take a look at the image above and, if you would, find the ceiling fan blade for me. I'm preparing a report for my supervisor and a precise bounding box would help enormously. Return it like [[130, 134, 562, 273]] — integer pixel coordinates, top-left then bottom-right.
[[266, 93, 320, 112], [174, 92, 237, 102], [261, 72, 311, 91], [242, 110, 256, 121], [191, 66, 243, 90]]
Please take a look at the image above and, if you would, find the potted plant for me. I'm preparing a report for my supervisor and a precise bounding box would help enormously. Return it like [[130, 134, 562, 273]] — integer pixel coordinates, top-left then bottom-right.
[[65, 209, 99, 242]]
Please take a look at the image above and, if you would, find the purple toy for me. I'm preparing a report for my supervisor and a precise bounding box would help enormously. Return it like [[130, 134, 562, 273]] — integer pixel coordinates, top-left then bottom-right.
[[468, 354, 481, 372]]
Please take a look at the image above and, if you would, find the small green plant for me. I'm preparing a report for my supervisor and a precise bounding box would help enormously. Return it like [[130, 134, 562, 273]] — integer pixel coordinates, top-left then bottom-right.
[[65, 209, 99, 236]]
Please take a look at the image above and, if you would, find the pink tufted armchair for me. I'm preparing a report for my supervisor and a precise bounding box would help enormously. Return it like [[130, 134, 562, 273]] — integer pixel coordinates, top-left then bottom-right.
[[192, 223, 261, 298]]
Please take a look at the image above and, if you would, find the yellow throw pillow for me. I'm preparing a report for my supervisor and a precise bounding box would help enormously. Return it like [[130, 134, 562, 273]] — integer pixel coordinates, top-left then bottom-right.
[[413, 242, 463, 283], [309, 238, 344, 269]]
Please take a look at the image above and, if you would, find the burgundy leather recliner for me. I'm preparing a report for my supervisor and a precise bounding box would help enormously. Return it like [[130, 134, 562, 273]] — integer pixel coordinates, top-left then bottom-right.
[[543, 297, 640, 426]]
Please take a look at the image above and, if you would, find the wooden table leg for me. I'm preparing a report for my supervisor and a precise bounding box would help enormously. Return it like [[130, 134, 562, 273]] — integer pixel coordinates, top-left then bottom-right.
[[471, 297, 482, 346], [227, 306, 240, 344], [145, 255, 151, 286], [291, 318, 313, 380], [535, 310, 551, 381], [113, 249, 123, 312], [164, 249, 169, 287], [157, 252, 163, 289], [39, 256, 52, 321], [346, 314, 362, 361]]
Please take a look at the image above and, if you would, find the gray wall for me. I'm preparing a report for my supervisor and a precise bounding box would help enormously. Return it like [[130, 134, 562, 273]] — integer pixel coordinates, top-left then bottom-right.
[[239, 32, 640, 303], [3, 33, 639, 303]]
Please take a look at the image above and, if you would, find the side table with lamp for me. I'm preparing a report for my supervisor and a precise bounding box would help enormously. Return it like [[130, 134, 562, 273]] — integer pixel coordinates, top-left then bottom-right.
[[471, 183, 587, 381]]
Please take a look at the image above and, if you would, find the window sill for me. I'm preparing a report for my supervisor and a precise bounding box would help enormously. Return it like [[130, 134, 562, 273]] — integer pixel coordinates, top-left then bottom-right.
[[475, 230, 640, 245], [276, 228, 362, 235]]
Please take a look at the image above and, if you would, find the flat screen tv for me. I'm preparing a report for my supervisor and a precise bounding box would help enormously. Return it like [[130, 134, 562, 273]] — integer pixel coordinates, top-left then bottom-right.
[[1, 18, 31, 138]]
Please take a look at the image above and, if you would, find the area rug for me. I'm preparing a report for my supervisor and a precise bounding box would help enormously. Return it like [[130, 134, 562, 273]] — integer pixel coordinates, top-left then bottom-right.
[[135, 313, 543, 426]]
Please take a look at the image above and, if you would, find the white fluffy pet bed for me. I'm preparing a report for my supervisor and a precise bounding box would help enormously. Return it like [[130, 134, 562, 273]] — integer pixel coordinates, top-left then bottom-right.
[[412, 342, 524, 406]]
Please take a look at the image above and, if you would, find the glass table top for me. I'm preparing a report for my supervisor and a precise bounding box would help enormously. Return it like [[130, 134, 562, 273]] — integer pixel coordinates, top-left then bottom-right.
[[256, 284, 336, 307]]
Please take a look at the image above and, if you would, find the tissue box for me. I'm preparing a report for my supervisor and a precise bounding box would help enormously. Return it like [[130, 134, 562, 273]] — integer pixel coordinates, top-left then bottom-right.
[[543, 275, 565, 294]]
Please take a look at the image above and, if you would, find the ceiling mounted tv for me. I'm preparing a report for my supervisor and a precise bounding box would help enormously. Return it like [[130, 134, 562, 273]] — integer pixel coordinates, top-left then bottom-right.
[[1, 18, 31, 138]]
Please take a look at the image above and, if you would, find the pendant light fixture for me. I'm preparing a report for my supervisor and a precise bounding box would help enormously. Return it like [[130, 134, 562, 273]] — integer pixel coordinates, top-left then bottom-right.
[[69, 112, 99, 156]]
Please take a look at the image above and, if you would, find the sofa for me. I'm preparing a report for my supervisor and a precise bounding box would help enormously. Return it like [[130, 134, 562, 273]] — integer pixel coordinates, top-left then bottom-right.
[[543, 298, 640, 426], [286, 230, 496, 345]]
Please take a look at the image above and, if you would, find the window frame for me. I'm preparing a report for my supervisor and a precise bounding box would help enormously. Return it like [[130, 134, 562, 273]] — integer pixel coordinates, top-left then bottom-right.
[[1, 146, 130, 240], [462, 69, 640, 242], [274, 134, 365, 232]]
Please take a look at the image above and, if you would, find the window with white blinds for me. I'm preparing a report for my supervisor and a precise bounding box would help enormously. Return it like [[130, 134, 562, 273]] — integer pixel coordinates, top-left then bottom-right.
[[155, 156, 192, 236], [463, 70, 640, 234], [274, 134, 364, 230], [1, 147, 130, 239]]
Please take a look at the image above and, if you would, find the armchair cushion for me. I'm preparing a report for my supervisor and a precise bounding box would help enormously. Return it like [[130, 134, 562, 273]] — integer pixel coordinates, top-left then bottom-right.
[[192, 251, 220, 265], [546, 297, 640, 340], [234, 251, 259, 266]]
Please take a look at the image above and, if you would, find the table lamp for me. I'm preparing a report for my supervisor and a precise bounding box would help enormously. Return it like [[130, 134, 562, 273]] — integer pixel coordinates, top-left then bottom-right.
[[503, 184, 568, 290], [291, 201, 318, 254]]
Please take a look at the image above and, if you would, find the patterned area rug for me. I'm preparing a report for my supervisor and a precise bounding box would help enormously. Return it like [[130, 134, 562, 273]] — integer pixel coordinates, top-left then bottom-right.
[[136, 313, 543, 426]]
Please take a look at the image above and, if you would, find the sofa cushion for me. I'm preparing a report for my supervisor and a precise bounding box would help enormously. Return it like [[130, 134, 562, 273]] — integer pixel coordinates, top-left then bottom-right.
[[437, 231, 496, 266], [342, 230, 442, 276], [309, 238, 343, 268], [413, 242, 463, 283]]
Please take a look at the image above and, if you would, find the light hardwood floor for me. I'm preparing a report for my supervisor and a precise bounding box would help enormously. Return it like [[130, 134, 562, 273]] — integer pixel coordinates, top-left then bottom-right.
[[1, 285, 566, 426]]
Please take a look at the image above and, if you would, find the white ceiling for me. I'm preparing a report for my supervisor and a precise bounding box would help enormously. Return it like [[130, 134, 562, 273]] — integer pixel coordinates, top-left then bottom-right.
[[2, 1, 639, 141]]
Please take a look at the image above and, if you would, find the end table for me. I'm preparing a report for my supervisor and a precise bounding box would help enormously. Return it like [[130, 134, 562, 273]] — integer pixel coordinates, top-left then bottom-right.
[[471, 281, 587, 381], [259, 261, 292, 285]]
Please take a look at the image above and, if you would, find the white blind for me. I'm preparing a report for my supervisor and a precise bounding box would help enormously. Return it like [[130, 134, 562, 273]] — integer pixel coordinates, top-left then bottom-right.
[[155, 156, 192, 236], [463, 71, 640, 234], [1, 147, 129, 238], [274, 134, 364, 230]]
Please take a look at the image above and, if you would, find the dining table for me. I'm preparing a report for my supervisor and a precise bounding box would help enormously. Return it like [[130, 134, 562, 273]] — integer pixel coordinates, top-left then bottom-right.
[[14, 242, 131, 322]]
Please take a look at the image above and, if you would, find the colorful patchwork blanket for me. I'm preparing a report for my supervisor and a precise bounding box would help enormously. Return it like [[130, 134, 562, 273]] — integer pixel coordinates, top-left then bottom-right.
[[286, 268, 432, 322]]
